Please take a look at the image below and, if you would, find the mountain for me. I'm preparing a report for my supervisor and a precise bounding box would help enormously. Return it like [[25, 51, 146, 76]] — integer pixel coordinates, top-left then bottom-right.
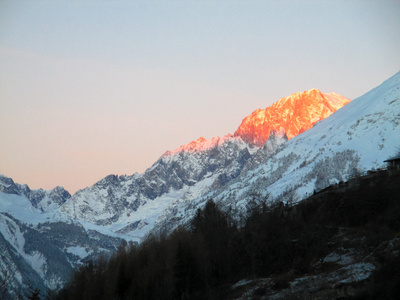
[[234, 89, 350, 146], [59, 135, 255, 239], [0, 88, 349, 296], [3, 72, 399, 298], [59, 89, 348, 240], [0, 177, 126, 298], [52, 167, 400, 300], [0, 175, 71, 212], [152, 71, 400, 235]]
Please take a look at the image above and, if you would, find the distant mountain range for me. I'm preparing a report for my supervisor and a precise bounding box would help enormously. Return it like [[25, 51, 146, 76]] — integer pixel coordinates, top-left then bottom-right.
[[1, 71, 399, 297]]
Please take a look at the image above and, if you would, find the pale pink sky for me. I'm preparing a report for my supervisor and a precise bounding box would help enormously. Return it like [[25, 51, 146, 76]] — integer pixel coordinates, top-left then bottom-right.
[[1, 1, 399, 194]]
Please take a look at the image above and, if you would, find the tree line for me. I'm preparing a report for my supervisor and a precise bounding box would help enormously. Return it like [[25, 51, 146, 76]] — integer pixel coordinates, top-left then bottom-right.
[[52, 168, 400, 299]]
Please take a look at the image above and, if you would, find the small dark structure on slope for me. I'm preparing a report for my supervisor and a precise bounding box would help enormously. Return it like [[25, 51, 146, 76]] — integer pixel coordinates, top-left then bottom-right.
[[384, 157, 400, 170]]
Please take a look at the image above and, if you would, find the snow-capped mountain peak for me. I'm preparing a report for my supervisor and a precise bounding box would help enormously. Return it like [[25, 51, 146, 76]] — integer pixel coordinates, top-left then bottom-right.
[[234, 89, 350, 146], [150, 71, 400, 238]]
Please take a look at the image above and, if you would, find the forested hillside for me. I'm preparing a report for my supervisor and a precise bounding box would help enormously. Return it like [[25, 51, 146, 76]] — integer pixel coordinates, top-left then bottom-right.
[[52, 165, 400, 300]]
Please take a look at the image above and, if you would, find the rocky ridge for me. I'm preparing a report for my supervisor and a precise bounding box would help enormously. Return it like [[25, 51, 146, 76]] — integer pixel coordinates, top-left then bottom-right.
[[0, 175, 70, 212]]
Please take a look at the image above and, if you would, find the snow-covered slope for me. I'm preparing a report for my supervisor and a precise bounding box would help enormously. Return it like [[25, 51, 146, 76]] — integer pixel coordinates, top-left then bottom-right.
[[0, 180, 126, 297], [152, 71, 400, 233]]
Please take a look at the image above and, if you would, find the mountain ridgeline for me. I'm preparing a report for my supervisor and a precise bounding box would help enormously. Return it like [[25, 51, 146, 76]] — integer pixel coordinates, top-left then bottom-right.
[[60, 88, 350, 233], [1, 71, 400, 298]]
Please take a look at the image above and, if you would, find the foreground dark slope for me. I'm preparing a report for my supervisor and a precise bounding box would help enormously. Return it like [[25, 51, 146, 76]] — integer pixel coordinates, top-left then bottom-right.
[[54, 164, 400, 300]]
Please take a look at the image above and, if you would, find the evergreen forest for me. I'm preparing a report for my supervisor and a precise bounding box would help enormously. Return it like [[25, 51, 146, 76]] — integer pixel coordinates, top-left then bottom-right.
[[51, 168, 400, 300]]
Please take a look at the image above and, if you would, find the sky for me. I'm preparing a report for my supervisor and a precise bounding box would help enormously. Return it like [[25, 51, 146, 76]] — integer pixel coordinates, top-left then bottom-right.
[[1, 0, 399, 194]]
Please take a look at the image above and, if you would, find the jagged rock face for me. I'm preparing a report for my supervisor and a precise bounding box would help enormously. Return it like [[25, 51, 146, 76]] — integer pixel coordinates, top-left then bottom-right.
[[157, 136, 253, 191], [234, 89, 350, 146], [241, 130, 288, 172], [0, 175, 20, 195], [62, 174, 142, 225], [61, 136, 255, 225], [0, 175, 70, 212]]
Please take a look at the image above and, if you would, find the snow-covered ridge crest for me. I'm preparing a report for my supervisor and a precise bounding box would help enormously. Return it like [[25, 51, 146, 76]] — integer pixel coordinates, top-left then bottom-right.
[[162, 134, 237, 156]]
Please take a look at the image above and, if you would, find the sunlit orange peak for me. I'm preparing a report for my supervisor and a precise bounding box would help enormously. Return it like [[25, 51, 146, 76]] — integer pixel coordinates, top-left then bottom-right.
[[234, 89, 350, 146], [162, 89, 350, 156]]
